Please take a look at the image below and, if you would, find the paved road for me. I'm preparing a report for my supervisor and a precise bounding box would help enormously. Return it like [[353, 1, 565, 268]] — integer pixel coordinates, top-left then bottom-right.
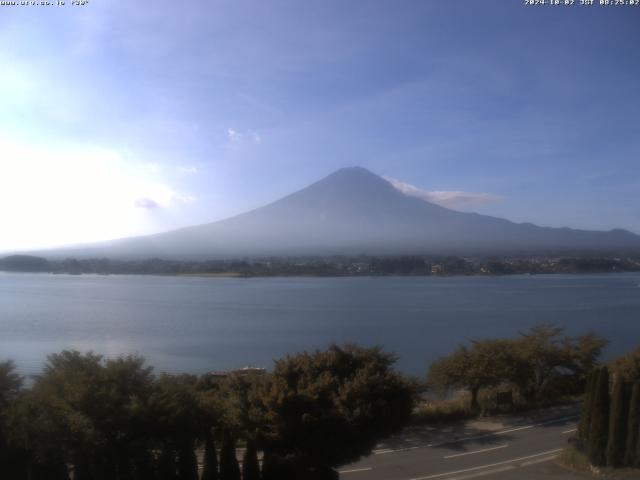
[[340, 414, 584, 480]]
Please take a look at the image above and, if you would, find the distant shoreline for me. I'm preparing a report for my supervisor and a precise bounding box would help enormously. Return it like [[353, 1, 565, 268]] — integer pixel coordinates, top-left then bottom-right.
[[2, 270, 639, 280], [2, 253, 640, 278]]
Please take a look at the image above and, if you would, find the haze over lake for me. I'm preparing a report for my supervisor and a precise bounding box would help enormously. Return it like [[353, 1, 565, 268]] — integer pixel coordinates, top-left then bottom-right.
[[2, 272, 639, 377]]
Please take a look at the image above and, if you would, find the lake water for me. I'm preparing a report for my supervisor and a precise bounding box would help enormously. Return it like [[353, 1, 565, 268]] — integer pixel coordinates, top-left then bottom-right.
[[1, 272, 639, 378]]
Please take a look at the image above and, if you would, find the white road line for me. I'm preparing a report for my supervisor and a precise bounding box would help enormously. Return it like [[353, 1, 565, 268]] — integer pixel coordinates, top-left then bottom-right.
[[444, 444, 509, 459], [373, 415, 579, 455], [409, 448, 563, 480], [339, 467, 373, 474], [562, 428, 577, 434], [374, 446, 421, 455], [520, 455, 559, 467], [444, 465, 515, 480]]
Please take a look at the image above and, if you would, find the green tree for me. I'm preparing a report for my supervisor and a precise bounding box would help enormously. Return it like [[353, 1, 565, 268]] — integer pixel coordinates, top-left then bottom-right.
[[217, 372, 266, 445], [255, 344, 416, 479], [511, 326, 605, 405], [606, 375, 630, 467], [0, 361, 26, 479], [624, 381, 640, 467], [578, 369, 598, 440], [219, 430, 241, 480], [177, 443, 199, 480], [31, 351, 157, 479], [242, 440, 260, 480], [611, 347, 640, 382], [157, 446, 177, 480], [30, 351, 107, 478], [588, 367, 610, 467], [0, 361, 22, 426], [201, 428, 219, 480], [428, 339, 517, 411], [0, 360, 21, 410], [147, 373, 206, 477], [261, 451, 294, 480]]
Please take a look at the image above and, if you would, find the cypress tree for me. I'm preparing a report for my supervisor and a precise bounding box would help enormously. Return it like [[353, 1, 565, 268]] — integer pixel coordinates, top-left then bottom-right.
[[116, 445, 134, 480], [131, 447, 157, 480], [219, 431, 241, 480], [177, 444, 199, 480], [32, 455, 70, 480], [625, 381, 640, 467], [588, 366, 610, 466], [201, 429, 219, 480], [260, 451, 277, 480], [242, 441, 260, 480], [157, 446, 177, 480], [579, 370, 598, 440], [73, 454, 92, 480], [607, 376, 630, 467], [261, 452, 294, 480]]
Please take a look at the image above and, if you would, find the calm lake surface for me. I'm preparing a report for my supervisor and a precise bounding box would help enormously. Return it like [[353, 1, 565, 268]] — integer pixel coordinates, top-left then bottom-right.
[[1, 272, 639, 377]]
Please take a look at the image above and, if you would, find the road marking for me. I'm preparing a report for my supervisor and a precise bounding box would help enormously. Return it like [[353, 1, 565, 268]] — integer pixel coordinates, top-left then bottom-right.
[[562, 428, 577, 434], [520, 454, 559, 466], [444, 444, 509, 459], [339, 467, 373, 474], [374, 446, 421, 455], [444, 466, 515, 480], [373, 415, 579, 455], [409, 448, 563, 480]]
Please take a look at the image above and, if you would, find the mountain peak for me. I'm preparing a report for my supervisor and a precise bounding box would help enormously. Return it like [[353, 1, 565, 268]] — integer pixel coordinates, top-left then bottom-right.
[[31, 167, 640, 259], [316, 166, 393, 190], [331, 165, 376, 176], [288, 166, 401, 206], [323, 166, 384, 183]]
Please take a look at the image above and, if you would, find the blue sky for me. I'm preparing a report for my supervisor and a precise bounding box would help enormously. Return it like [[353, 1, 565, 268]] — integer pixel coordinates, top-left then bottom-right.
[[1, 1, 638, 250]]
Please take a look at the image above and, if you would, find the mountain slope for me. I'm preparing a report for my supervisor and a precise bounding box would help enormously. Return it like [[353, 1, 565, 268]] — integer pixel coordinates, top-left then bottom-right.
[[37, 167, 640, 259]]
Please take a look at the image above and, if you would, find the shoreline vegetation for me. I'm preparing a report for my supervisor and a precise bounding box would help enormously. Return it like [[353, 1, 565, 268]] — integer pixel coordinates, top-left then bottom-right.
[[3, 325, 637, 478], [559, 347, 640, 477], [1, 253, 639, 277]]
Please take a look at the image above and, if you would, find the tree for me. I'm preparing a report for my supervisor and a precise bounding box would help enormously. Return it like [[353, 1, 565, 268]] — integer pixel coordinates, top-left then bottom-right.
[[217, 371, 266, 444], [588, 367, 610, 467], [0, 361, 22, 464], [0, 360, 21, 409], [26, 351, 157, 479], [219, 430, 241, 480], [261, 451, 295, 480], [157, 446, 177, 480], [511, 325, 605, 405], [255, 344, 416, 478], [625, 381, 640, 467], [606, 375, 630, 467], [428, 326, 606, 410], [177, 443, 199, 480], [578, 369, 598, 440], [29, 351, 107, 477], [611, 347, 640, 382], [147, 373, 207, 477], [242, 440, 261, 480], [201, 428, 219, 480], [428, 340, 516, 411]]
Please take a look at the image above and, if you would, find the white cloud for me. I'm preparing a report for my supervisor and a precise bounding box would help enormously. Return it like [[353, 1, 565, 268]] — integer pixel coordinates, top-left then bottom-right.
[[227, 128, 241, 142], [384, 176, 502, 209], [227, 128, 261, 145]]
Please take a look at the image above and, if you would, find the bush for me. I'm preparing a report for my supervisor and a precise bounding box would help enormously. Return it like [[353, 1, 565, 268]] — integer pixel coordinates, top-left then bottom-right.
[[412, 394, 474, 424]]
